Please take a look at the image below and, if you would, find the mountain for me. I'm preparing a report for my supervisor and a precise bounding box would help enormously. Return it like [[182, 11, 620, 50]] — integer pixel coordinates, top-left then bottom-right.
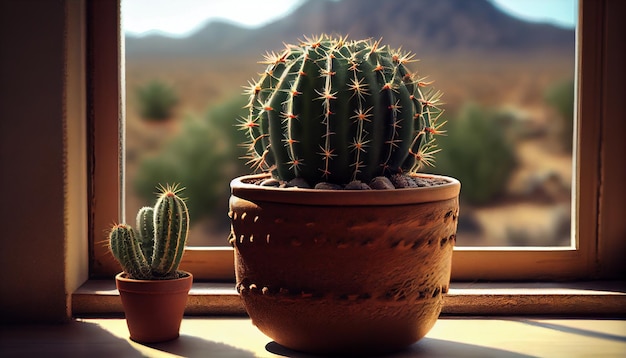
[[125, 0, 574, 58]]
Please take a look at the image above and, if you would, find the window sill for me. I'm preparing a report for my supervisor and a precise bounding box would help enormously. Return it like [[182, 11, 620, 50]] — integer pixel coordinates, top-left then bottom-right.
[[72, 280, 626, 317], [3, 317, 625, 357]]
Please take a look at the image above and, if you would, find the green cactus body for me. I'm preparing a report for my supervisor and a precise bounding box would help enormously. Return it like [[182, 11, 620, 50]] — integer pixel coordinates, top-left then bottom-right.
[[240, 35, 443, 186], [108, 185, 189, 280], [109, 224, 151, 279], [151, 187, 189, 278], [136, 206, 155, 264]]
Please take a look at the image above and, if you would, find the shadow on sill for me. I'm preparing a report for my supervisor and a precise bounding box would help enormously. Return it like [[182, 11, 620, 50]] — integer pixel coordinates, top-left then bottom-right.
[[265, 339, 537, 358], [5, 317, 626, 357]]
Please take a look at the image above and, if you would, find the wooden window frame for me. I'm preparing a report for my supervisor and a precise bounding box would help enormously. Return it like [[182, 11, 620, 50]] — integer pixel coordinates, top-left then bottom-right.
[[88, 0, 625, 282]]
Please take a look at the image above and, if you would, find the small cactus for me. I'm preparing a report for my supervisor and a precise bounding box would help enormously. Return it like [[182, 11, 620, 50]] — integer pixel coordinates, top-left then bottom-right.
[[239, 34, 445, 186], [109, 184, 189, 280]]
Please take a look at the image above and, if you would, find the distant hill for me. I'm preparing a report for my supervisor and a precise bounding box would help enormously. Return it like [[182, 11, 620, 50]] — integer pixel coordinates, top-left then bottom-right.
[[125, 0, 574, 58]]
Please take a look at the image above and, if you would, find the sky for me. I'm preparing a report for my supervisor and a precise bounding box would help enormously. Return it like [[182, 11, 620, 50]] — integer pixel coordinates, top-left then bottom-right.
[[122, 0, 577, 37]]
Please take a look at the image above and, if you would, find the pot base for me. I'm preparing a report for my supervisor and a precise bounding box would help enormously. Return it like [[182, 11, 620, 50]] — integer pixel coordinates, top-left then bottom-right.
[[242, 292, 442, 355]]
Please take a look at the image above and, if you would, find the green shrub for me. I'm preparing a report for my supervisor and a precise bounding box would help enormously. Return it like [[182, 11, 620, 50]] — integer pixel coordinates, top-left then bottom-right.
[[204, 93, 251, 164], [544, 78, 575, 151], [135, 80, 179, 121], [133, 95, 249, 227], [433, 103, 517, 205]]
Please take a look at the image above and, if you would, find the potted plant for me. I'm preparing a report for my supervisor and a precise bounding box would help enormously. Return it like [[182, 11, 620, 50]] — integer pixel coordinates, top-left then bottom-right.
[[108, 184, 192, 343], [229, 35, 460, 355]]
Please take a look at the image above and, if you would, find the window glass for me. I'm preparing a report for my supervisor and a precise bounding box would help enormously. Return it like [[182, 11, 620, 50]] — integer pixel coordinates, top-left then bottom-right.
[[122, 0, 577, 247]]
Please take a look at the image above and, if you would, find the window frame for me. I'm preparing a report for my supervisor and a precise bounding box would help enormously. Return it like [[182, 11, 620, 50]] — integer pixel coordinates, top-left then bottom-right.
[[89, 0, 625, 282]]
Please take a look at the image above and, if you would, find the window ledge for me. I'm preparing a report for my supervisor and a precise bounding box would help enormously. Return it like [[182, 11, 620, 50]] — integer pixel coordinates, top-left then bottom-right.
[[72, 280, 626, 317]]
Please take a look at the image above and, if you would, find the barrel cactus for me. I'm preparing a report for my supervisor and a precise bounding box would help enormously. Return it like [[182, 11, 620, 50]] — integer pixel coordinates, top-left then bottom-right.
[[109, 184, 189, 280], [239, 34, 445, 187]]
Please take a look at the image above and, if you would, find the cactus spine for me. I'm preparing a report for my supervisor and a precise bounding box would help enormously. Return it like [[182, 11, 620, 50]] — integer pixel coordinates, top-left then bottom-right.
[[109, 184, 189, 280], [240, 34, 444, 186]]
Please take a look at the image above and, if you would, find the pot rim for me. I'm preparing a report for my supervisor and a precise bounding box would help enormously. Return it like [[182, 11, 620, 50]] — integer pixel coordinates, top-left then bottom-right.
[[230, 173, 460, 206], [115, 271, 193, 283], [115, 271, 193, 294]]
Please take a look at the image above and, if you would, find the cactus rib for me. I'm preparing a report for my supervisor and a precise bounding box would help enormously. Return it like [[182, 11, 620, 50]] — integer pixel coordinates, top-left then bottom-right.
[[136, 206, 155, 264]]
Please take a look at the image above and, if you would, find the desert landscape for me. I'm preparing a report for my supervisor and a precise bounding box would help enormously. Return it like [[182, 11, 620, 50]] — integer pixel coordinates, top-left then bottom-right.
[[123, 0, 576, 247]]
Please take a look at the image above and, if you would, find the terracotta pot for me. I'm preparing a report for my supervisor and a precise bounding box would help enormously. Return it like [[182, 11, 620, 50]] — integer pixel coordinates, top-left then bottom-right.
[[115, 271, 193, 343], [229, 173, 460, 355]]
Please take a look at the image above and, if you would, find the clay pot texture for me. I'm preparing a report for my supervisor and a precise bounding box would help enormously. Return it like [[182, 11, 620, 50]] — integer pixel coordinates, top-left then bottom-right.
[[229, 174, 460, 355], [115, 271, 193, 343]]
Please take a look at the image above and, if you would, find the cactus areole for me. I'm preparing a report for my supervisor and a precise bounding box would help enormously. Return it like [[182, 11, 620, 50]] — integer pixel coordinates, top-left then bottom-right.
[[240, 34, 444, 187]]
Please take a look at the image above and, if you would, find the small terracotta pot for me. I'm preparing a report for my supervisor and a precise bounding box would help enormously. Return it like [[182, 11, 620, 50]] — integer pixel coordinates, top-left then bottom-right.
[[115, 271, 193, 343], [230, 173, 460, 355]]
